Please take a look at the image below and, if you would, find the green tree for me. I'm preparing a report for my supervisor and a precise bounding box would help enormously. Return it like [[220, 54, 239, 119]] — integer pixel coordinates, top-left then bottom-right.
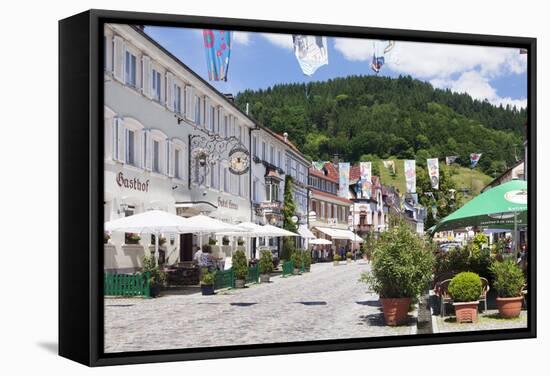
[[281, 175, 297, 260]]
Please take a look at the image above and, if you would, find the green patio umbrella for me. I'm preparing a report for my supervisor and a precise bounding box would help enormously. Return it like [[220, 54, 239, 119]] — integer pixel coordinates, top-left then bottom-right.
[[432, 179, 527, 233]]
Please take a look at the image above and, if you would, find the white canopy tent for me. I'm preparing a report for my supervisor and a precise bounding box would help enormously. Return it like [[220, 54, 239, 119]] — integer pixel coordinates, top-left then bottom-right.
[[315, 226, 363, 242], [309, 238, 332, 245], [104, 210, 194, 264]]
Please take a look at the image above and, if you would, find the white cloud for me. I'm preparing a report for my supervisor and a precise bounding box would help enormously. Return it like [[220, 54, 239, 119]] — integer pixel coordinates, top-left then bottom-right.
[[260, 33, 294, 49], [333, 38, 527, 108], [431, 71, 527, 109], [233, 31, 250, 45]]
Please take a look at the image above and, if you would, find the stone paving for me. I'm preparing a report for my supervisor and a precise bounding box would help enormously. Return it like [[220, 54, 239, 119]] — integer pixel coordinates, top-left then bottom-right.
[[434, 310, 528, 333], [104, 261, 416, 353]]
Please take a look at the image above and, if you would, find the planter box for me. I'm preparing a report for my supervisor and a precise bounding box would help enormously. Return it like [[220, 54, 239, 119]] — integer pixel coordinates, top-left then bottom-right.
[[260, 274, 270, 283], [235, 279, 245, 288], [453, 301, 479, 323], [201, 284, 215, 295], [293, 268, 301, 275], [380, 297, 411, 326], [496, 296, 523, 318]]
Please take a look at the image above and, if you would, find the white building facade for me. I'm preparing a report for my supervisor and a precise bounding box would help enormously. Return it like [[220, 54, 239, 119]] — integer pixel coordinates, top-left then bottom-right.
[[103, 24, 254, 272]]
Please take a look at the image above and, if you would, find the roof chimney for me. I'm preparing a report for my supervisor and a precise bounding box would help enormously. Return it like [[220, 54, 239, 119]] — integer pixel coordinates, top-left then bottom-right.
[[283, 132, 289, 143]]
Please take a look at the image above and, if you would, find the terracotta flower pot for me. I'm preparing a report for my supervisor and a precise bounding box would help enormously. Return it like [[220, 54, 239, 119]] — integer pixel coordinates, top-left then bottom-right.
[[380, 297, 411, 326], [453, 301, 479, 323], [496, 296, 523, 318]]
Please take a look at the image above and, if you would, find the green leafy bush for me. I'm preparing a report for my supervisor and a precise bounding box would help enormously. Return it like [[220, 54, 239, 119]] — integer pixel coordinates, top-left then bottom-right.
[[490, 260, 525, 297], [142, 255, 167, 287], [346, 251, 353, 259], [208, 238, 217, 245], [333, 254, 341, 262], [200, 271, 215, 285], [281, 237, 295, 261], [302, 250, 312, 269], [237, 238, 245, 246], [232, 250, 248, 280], [259, 250, 273, 275], [448, 272, 482, 302], [360, 223, 434, 298], [291, 250, 303, 268]]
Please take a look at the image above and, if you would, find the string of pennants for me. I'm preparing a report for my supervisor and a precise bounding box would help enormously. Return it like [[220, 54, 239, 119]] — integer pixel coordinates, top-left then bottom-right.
[[313, 153, 482, 206], [201, 29, 396, 81]]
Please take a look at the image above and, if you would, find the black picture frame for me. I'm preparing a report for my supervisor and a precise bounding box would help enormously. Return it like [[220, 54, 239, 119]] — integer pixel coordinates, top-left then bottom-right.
[[59, 9, 537, 367]]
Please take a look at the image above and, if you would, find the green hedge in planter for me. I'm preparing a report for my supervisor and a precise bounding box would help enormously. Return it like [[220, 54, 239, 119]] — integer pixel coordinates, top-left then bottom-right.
[[259, 250, 273, 275], [290, 250, 302, 268], [232, 250, 248, 280], [490, 260, 525, 297], [302, 250, 312, 269], [448, 272, 481, 302], [360, 223, 434, 298]]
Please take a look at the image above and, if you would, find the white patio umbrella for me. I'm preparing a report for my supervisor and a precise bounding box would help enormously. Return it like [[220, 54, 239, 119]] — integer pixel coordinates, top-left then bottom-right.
[[104, 209, 194, 263], [262, 224, 299, 237], [309, 238, 332, 245]]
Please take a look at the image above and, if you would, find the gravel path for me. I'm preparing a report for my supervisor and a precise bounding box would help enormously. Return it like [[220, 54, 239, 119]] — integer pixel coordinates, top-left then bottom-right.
[[104, 261, 416, 353]]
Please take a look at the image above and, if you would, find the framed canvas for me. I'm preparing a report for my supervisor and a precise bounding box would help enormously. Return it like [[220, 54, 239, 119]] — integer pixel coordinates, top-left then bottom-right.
[[59, 9, 536, 366]]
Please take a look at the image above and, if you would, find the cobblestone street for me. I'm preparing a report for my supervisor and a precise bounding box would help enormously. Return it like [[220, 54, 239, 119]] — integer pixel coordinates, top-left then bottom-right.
[[104, 261, 416, 353]]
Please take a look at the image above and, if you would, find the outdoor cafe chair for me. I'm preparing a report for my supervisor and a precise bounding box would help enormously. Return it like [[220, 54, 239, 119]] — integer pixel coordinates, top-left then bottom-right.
[[435, 279, 453, 317], [479, 277, 490, 313]]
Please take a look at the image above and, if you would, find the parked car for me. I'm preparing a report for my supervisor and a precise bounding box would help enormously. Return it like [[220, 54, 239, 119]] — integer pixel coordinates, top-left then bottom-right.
[[438, 242, 462, 252]]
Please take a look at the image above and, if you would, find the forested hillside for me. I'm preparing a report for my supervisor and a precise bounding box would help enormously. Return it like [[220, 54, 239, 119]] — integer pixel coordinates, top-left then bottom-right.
[[235, 75, 526, 176]]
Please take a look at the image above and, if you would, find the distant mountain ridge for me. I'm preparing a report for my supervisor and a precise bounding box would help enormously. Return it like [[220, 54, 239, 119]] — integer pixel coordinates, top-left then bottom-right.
[[235, 74, 526, 176]]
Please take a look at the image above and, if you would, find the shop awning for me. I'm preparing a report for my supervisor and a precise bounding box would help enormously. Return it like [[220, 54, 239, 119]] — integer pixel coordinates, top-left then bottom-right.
[[315, 227, 363, 242], [298, 225, 316, 239]]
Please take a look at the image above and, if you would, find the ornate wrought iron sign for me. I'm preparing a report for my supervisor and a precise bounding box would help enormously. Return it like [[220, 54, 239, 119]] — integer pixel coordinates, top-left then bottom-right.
[[189, 131, 250, 187]]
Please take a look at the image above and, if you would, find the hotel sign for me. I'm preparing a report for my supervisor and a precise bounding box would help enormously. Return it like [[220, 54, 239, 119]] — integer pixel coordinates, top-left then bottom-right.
[[116, 172, 149, 192], [217, 197, 239, 210]]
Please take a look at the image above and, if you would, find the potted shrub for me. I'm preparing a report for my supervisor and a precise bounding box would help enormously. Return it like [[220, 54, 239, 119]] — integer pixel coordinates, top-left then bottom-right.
[[490, 260, 525, 318], [208, 238, 217, 245], [200, 271, 215, 295], [333, 253, 341, 266], [448, 272, 482, 323], [222, 236, 230, 245], [346, 251, 353, 263], [237, 238, 245, 246], [232, 250, 248, 288], [291, 251, 302, 275], [142, 255, 166, 298], [303, 250, 312, 272], [259, 250, 273, 283], [360, 223, 434, 326]]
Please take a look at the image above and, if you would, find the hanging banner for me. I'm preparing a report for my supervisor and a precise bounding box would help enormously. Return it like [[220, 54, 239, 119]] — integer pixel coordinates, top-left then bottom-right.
[[383, 160, 396, 175], [203, 30, 232, 81], [470, 153, 482, 168], [359, 162, 372, 199], [292, 35, 328, 76], [338, 162, 350, 198], [404, 160, 416, 193], [427, 158, 440, 190], [312, 161, 326, 171], [445, 156, 458, 165]]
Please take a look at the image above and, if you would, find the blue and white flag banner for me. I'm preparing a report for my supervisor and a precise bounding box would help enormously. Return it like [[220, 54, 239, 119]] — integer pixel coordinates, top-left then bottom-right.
[[359, 162, 372, 199], [445, 156, 458, 165], [470, 153, 482, 168], [203, 30, 232, 81], [338, 162, 350, 198], [404, 160, 416, 193], [427, 158, 439, 190], [293, 35, 328, 76]]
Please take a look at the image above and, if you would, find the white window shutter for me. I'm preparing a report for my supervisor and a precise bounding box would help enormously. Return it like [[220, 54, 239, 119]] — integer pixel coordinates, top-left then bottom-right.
[[185, 86, 195, 122], [167, 139, 175, 177], [114, 118, 126, 163], [124, 127, 130, 163], [142, 56, 152, 98], [145, 130, 152, 171], [113, 36, 124, 82], [166, 73, 174, 111], [111, 117, 118, 161], [204, 97, 211, 130]]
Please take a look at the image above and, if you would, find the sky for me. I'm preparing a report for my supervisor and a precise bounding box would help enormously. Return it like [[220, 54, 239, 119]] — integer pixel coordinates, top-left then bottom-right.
[[145, 26, 528, 109]]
